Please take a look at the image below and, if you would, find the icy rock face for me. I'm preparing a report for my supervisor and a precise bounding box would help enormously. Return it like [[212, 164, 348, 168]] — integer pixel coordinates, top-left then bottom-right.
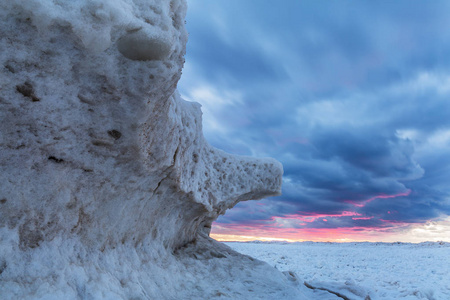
[[0, 1, 302, 299]]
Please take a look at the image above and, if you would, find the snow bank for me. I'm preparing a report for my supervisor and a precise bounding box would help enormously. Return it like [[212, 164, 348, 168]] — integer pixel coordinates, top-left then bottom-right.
[[0, 0, 303, 299]]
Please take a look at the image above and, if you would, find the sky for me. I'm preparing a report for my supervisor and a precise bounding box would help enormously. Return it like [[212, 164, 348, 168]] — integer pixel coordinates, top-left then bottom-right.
[[178, 0, 450, 243]]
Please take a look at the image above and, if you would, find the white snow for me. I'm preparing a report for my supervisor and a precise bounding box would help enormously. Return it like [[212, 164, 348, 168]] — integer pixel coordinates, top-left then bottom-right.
[[227, 241, 450, 300]]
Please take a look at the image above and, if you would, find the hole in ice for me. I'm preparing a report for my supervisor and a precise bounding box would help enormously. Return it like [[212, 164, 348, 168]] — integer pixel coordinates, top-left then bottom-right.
[[16, 81, 40, 102], [117, 30, 171, 61], [107, 130, 122, 140], [5, 64, 15, 73]]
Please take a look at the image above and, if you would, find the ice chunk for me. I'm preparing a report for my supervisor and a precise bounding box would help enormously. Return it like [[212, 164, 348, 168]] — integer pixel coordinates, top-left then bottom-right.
[[0, 0, 302, 298], [117, 29, 172, 61]]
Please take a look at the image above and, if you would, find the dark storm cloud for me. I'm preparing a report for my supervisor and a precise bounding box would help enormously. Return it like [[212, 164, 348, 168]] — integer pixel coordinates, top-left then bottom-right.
[[180, 0, 450, 231], [309, 126, 421, 179]]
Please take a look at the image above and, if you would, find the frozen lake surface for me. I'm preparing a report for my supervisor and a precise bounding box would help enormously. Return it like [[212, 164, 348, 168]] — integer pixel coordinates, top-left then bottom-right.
[[226, 241, 450, 299]]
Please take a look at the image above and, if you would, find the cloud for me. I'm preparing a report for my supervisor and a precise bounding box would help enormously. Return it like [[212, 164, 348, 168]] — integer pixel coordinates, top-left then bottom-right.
[[180, 0, 450, 241]]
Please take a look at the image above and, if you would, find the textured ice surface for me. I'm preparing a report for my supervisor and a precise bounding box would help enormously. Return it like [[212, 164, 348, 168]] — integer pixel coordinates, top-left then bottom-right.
[[0, 0, 304, 299], [228, 242, 450, 300]]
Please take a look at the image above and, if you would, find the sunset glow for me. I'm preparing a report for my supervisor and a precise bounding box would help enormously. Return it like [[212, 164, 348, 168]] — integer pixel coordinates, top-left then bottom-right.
[[211, 216, 450, 243]]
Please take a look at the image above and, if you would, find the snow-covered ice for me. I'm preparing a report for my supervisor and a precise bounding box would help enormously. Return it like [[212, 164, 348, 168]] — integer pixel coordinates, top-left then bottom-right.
[[227, 241, 450, 300]]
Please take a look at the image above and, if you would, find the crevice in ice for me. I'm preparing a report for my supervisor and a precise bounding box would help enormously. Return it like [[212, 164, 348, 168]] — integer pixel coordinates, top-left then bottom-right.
[[0, 259, 6, 275], [304, 281, 372, 300], [304, 282, 348, 300], [48, 156, 64, 163]]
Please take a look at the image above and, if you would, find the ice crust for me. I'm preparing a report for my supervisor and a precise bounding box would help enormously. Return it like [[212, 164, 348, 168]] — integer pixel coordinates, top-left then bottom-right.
[[0, 0, 304, 299], [229, 241, 450, 300]]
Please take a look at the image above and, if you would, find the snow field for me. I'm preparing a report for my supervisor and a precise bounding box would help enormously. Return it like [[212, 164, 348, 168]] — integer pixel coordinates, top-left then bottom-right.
[[226, 242, 450, 300]]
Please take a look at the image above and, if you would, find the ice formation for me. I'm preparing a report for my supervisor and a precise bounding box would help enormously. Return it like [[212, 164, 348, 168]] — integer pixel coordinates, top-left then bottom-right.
[[0, 0, 304, 299]]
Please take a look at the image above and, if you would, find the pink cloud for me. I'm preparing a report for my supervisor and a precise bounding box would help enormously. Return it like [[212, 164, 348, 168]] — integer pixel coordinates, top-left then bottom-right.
[[273, 211, 362, 224], [210, 220, 421, 243], [345, 190, 411, 207], [352, 216, 374, 220]]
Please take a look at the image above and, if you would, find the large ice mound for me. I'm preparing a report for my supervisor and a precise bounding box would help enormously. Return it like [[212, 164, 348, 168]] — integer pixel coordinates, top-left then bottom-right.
[[0, 0, 304, 299]]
